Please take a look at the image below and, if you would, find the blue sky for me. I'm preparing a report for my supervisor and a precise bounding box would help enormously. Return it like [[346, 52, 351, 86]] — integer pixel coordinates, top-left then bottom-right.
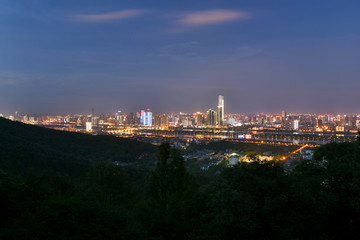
[[0, 0, 359, 114]]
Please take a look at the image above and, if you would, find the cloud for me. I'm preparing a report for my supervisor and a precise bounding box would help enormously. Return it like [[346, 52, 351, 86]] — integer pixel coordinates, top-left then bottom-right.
[[177, 9, 248, 27], [237, 46, 263, 57], [159, 42, 199, 59], [0, 72, 37, 86], [72, 9, 149, 22]]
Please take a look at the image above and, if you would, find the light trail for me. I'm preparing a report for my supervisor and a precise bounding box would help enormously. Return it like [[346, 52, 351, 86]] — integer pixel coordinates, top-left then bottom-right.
[[282, 144, 309, 160]]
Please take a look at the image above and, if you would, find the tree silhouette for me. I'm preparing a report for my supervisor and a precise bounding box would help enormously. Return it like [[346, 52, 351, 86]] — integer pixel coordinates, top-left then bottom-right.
[[147, 142, 189, 211]]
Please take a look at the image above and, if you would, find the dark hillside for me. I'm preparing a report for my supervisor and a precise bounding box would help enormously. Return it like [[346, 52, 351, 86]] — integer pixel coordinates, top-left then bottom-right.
[[0, 117, 156, 177], [1, 121, 360, 239]]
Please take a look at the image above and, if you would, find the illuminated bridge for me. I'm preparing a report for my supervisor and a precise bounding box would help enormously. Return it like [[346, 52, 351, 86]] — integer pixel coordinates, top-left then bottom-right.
[[135, 127, 358, 145]]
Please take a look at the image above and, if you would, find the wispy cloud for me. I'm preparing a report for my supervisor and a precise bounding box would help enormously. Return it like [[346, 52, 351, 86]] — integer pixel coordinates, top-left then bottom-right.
[[237, 46, 263, 57], [177, 9, 248, 27], [159, 42, 199, 59], [72, 9, 149, 22], [0, 72, 41, 86]]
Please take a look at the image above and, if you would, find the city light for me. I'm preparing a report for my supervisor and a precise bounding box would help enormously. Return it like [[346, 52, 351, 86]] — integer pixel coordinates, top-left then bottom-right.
[[2, 95, 358, 147]]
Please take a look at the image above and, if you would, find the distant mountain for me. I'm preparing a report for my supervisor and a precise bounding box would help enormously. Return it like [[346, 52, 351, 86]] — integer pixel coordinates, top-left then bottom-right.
[[0, 117, 156, 177]]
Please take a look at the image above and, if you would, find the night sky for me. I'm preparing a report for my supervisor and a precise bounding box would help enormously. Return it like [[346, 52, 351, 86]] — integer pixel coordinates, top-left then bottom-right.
[[1, 0, 359, 115]]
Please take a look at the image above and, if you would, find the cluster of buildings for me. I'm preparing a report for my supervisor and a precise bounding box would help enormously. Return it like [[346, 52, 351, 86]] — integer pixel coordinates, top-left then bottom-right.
[[184, 147, 315, 171], [125, 95, 225, 128], [2, 95, 360, 134]]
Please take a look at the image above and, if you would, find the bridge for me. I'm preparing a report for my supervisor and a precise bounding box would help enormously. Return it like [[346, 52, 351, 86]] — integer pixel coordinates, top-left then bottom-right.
[[134, 127, 358, 145]]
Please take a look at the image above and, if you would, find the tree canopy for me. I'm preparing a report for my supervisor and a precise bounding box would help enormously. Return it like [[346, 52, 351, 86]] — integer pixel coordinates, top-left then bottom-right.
[[2, 118, 360, 239]]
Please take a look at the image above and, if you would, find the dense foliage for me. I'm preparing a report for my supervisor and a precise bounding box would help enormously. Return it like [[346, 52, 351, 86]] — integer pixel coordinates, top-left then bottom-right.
[[1, 118, 360, 239], [0, 117, 156, 177]]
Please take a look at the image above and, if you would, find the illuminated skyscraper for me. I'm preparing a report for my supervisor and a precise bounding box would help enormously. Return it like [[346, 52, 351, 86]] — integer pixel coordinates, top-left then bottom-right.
[[356, 120, 360, 129], [140, 110, 145, 125], [86, 122, 92, 132], [141, 109, 153, 126], [217, 95, 224, 125], [144, 110, 152, 126], [292, 119, 299, 130]]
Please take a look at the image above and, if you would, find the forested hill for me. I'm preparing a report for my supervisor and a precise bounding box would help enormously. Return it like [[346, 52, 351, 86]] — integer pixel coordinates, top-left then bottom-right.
[[1, 116, 360, 239], [0, 117, 156, 177]]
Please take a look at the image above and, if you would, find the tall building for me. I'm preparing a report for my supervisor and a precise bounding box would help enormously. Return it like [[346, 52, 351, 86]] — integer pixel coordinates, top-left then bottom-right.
[[14, 111, 20, 121], [316, 119, 323, 128], [206, 109, 217, 126], [292, 119, 299, 130], [194, 112, 203, 127], [356, 120, 360, 129], [154, 114, 169, 127], [140, 110, 145, 124], [128, 112, 140, 125], [217, 95, 224, 125], [141, 109, 153, 126], [115, 111, 123, 124], [86, 122, 92, 132]]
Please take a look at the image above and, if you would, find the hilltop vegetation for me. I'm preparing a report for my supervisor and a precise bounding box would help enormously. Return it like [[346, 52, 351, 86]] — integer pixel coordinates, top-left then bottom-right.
[[0, 117, 156, 177]]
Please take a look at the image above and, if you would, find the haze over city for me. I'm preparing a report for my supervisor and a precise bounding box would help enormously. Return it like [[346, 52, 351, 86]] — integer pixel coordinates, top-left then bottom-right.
[[0, 0, 359, 114]]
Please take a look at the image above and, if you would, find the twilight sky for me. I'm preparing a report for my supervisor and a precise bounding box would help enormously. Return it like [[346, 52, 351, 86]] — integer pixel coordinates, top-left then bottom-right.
[[0, 0, 359, 115]]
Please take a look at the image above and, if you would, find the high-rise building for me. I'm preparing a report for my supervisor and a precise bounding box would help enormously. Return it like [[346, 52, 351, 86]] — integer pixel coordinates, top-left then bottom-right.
[[86, 122, 92, 132], [128, 112, 140, 125], [183, 118, 192, 127], [140, 110, 145, 124], [194, 112, 203, 127], [217, 95, 224, 125], [145, 111, 152, 126], [154, 114, 169, 127], [206, 109, 217, 126], [316, 119, 323, 128], [141, 109, 153, 126], [356, 120, 360, 129], [115, 111, 126, 125], [292, 119, 299, 130], [14, 111, 20, 121]]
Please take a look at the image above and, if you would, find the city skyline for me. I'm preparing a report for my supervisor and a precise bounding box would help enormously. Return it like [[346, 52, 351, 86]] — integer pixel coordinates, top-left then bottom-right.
[[2, 93, 359, 147], [2, 108, 360, 117], [0, 1, 359, 114], [1, 94, 360, 116], [3, 104, 359, 146]]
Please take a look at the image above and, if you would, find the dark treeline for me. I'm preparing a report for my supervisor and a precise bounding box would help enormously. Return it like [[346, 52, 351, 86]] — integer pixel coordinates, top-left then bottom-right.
[[0, 117, 156, 180], [1, 118, 360, 239]]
